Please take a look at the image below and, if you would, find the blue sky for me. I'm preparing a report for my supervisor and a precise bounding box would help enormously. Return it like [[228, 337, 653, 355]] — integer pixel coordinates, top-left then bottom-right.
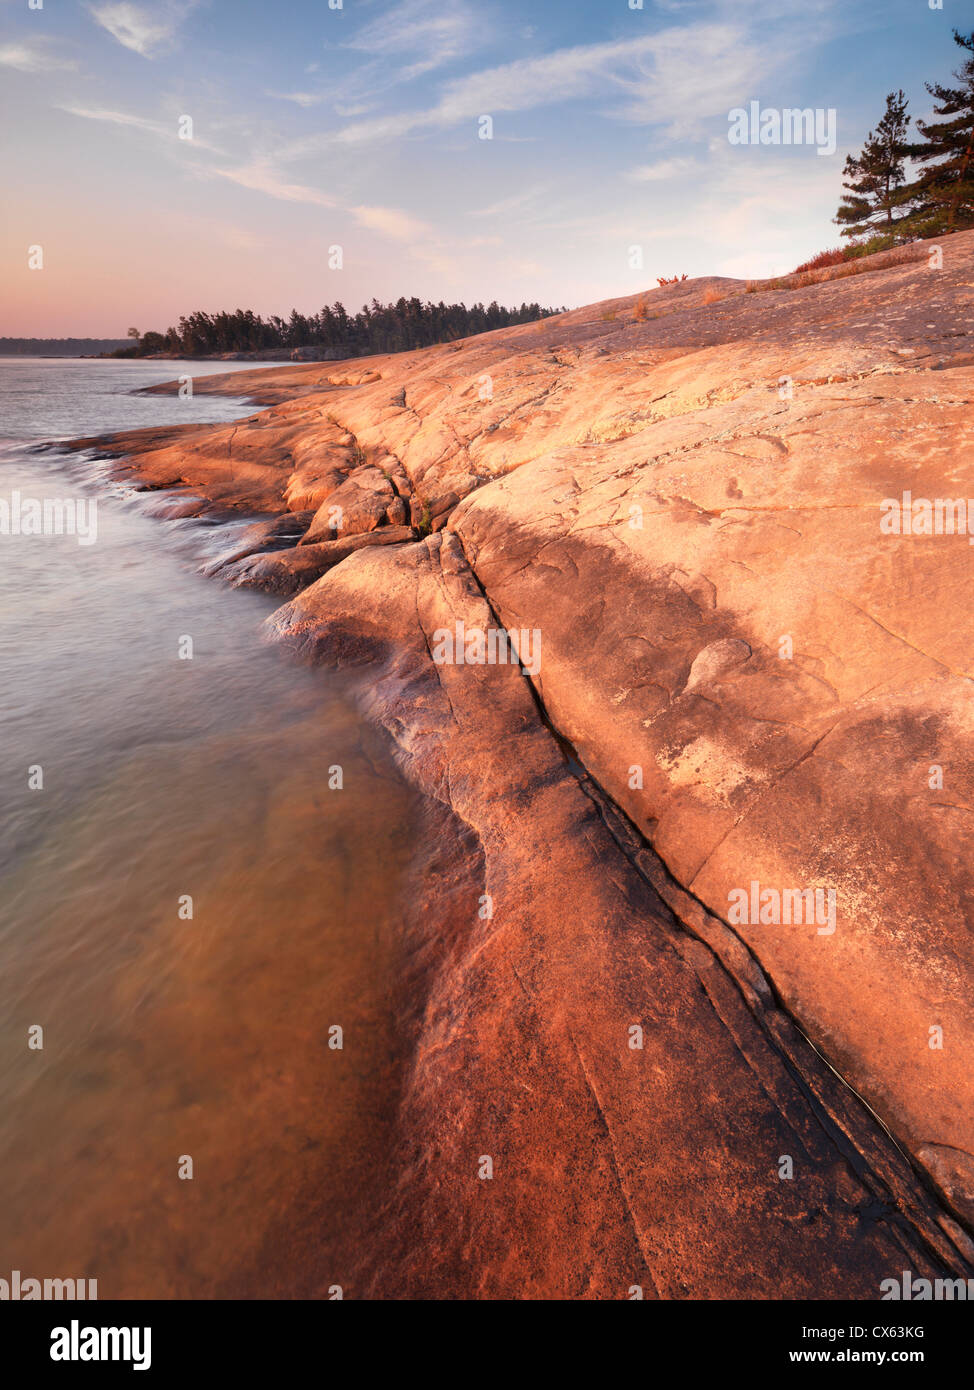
[[0, 0, 964, 335]]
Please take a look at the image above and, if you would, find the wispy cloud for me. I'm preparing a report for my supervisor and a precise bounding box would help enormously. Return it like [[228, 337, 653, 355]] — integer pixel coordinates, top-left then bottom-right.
[[346, 0, 486, 82], [59, 104, 226, 155], [265, 91, 326, 110], [87, 1, 197, 58], [208, 170, 436, 246], [267, 91, 376, 117], [202, 162, 443, 254], [209, 161, 337, 208], [0, 39, 77, 73], [351, 205, 435, 242], [267, 0, 485, 113], [625, 157, 700, 182], [467, 184, 557, 220], [328, 23, 773, 147], [58, 97, 353, 224]]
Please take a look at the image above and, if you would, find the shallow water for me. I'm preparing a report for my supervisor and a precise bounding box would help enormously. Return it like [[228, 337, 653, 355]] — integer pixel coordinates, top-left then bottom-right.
[[0, 359, 418, 1297]]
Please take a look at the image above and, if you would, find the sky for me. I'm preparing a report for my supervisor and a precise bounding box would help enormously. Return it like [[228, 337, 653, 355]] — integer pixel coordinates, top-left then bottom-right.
[[0, 0, 964, 336]]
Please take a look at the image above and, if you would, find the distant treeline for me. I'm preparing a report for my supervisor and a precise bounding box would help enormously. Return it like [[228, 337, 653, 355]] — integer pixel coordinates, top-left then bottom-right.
[[0, 338, 130, 356], [116, 297, 565, 358]]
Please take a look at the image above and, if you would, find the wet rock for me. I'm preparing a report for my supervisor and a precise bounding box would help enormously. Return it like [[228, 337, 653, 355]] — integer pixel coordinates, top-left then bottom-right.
[[220, 526, 415, 595], [203, 511, 315, 575]]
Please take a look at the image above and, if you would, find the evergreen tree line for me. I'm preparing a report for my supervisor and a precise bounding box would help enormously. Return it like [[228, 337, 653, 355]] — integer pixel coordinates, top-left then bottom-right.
[[835, 28, 974, 247], [122, 297, 564, 358]]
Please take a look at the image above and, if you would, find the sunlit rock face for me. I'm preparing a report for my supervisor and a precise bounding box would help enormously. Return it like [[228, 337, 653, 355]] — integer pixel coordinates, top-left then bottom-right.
[[67, 230, 974, 1296]]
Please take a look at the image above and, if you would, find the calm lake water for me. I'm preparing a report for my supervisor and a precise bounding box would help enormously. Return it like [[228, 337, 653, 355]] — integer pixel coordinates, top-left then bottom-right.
[[0, 359, 418, 1298]]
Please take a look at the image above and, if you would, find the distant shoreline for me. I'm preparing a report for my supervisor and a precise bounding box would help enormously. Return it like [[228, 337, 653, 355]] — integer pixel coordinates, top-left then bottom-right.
[[0, 352, 293, 362]]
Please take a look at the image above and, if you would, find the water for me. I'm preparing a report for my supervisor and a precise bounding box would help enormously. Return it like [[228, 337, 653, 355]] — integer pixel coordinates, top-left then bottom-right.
[[0, 359, 418, 1297]]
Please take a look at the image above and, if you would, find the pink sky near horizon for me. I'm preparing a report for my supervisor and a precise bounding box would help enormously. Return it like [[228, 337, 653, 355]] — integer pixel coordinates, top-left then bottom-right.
[[0, 0, 955, 338]]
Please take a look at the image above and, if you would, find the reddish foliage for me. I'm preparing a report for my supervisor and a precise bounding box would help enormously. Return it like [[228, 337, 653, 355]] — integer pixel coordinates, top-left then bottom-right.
[[656, 274, 689, 286], [791, 247, 848, 274]]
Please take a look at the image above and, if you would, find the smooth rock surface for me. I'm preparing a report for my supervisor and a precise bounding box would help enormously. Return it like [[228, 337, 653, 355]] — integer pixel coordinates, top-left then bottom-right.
[[63, 230, 974, 1290]]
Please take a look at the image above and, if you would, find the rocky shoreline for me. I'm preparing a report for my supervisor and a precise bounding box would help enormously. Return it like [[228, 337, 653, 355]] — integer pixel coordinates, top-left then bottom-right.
[[63, 231, 974, 1297]]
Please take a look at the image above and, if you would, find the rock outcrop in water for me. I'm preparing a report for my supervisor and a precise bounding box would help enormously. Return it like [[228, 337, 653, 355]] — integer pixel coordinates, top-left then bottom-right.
[[67, 230, 974, 1297]]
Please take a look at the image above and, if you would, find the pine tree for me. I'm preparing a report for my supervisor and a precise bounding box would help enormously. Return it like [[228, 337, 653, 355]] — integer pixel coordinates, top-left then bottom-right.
[[135, 296, 557, 356], [834, 91, 912, 242], [903, 29, 974, 237]]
